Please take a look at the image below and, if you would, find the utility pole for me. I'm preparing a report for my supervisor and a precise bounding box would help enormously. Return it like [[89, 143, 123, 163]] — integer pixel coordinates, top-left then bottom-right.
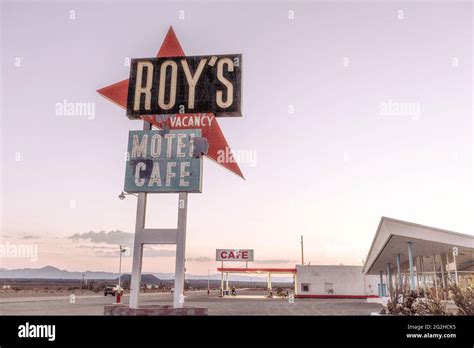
[[300, 235, 304, 265]]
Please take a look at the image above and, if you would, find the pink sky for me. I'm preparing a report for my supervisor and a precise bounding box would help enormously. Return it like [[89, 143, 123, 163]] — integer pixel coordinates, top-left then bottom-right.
[[1, 1, 473, 275]]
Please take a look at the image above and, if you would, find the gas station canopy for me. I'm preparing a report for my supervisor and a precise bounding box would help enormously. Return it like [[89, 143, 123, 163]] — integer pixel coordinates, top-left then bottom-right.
[[363, 217, 474, 275]]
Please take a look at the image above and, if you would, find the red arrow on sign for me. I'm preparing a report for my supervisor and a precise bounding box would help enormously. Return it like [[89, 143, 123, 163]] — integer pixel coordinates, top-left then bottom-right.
[[97, 27, 244, 179]]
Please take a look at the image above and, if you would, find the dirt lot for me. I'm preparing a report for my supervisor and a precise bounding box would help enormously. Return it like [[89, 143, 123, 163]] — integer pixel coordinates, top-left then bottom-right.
[[0, 289, 383, 315]]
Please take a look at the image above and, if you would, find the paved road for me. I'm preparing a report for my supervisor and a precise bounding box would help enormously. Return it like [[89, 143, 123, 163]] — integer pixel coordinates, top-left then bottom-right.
[[0, 290, 382, 315]]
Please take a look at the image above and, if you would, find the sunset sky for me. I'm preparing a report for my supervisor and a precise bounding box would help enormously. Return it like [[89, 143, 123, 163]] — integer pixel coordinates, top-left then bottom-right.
[[1, 0, 473, 276]]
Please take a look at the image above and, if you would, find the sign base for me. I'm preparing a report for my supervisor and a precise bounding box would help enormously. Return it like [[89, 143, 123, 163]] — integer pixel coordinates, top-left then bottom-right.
[[104, 304, 208, 316]]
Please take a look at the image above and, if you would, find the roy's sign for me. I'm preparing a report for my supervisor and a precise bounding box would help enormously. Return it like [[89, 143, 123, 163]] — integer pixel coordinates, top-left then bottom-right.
[[216, 249, 254, 262], [124, 129, 203, 193], [127, 54, 242, 119]]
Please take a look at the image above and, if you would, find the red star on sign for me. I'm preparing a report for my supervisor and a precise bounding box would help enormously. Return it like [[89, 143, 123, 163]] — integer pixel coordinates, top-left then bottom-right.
[[97, 26, 244, 179]]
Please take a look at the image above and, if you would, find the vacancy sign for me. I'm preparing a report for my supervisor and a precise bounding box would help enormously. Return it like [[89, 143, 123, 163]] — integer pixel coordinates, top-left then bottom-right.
[[127, 54, 242, 118], [124, 129, 203, 193], [216, 249, 254, 262]]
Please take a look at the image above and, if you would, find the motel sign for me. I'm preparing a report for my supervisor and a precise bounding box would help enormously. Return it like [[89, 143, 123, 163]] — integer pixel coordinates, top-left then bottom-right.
[[124, 129, 203, 193]]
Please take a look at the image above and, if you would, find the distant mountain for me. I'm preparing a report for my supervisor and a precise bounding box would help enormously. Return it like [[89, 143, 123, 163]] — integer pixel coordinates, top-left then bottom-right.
[[115, 274, 168, 285], [0, 266, 293, 283], [0, 266, 119, 280]]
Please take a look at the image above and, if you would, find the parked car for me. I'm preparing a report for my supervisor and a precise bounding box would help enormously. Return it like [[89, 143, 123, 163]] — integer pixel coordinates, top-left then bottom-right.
[[104, 284, 123, 296]]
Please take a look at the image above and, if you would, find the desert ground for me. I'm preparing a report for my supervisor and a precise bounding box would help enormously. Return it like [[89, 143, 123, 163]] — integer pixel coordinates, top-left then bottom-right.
[[0, 288, 383, 315]]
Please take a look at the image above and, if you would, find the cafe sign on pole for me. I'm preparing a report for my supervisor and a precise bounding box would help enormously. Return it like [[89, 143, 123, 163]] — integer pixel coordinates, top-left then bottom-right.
[[97, 27, 243, 311], [124, 129, 203, 193], [216, 249, 254, 262]]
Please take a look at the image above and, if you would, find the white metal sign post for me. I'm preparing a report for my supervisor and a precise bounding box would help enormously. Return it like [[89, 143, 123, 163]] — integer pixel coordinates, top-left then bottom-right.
[[129, 121, 190, 309], [174, 192, 188, 308]]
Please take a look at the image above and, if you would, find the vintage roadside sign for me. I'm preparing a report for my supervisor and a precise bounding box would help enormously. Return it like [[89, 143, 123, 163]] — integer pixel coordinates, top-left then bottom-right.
[[126, 54, 242, 118], [216, 249, 254, 262], [97, 27, 245, 310], [97, 28, 245, 179], [124, 129, 203, 193]]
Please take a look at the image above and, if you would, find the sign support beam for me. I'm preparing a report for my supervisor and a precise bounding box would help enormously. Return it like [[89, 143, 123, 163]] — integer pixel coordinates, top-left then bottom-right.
[[129, 121, 151, 309], [173, 192, 188, 308], [220, 261, 224, 296]]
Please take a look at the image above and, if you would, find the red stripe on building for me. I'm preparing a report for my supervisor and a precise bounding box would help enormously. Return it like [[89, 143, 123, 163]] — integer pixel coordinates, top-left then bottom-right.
[[217, 267, 297, 274], [296, 294, 379, 299]]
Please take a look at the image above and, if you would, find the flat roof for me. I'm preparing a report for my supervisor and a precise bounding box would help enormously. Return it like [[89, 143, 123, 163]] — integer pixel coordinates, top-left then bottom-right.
[[217, 267, 297, 274], [363, 217, 474, 275]]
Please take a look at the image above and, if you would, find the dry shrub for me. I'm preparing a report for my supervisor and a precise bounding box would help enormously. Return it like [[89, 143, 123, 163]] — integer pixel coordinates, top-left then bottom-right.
[[448, 285, 473, 316], [385, 288, 447, 315]]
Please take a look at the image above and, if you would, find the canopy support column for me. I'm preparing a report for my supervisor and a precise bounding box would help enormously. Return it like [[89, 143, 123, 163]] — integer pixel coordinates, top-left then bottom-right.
[[408, 242, 416, 290]]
